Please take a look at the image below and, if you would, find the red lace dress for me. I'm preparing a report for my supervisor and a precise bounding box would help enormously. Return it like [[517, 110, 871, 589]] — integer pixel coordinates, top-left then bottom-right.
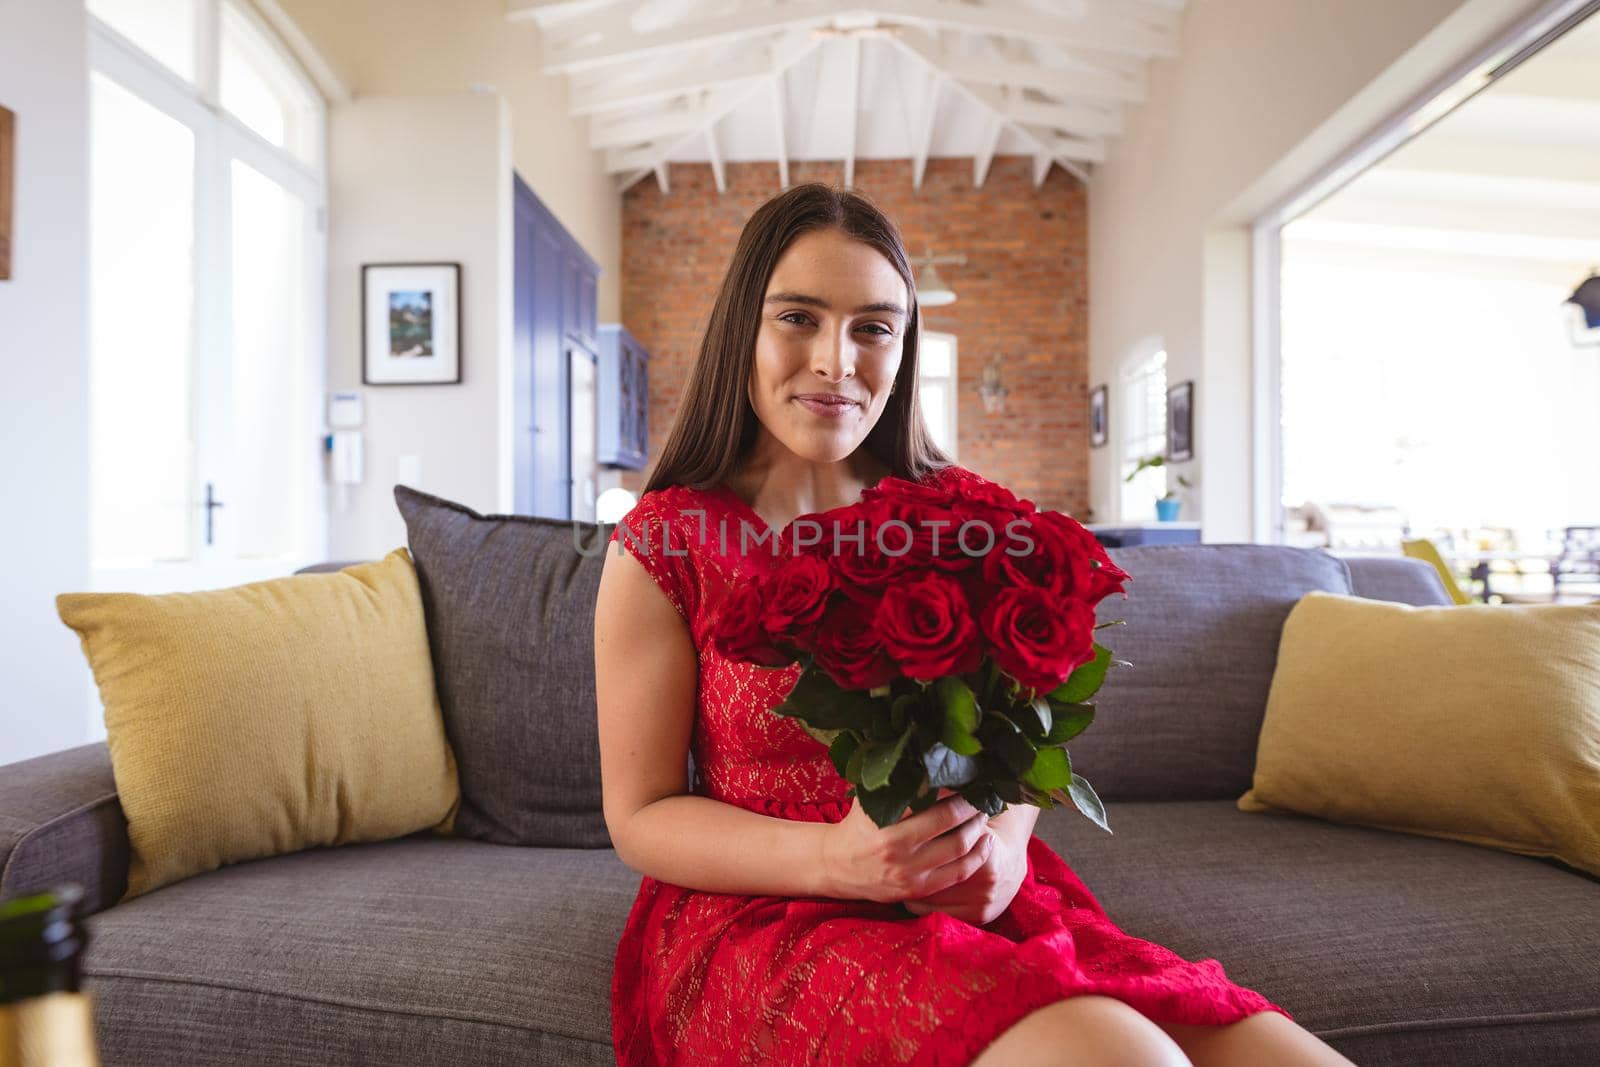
[[607, 463, 1292, 1066]]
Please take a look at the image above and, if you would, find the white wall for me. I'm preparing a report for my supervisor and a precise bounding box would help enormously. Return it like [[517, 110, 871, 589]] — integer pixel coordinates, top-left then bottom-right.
[[276, 0, 621, 320], [0, 0, 93, 766], [1087, 0, 1545, 539], [324, 93, 513, 560]]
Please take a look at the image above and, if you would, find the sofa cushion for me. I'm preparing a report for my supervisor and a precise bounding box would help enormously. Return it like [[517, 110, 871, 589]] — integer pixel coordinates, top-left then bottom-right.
[[1240, 592, 1600, 877], [1077, 545, 1352, 800], [79, 807, 1600, 1067], [395, 486, 617, 848], [1033, 800, 1600, 1067], [55, 549, 459, 900], [1338, 553, 1452, 606], [81, 835, 637, 1066]]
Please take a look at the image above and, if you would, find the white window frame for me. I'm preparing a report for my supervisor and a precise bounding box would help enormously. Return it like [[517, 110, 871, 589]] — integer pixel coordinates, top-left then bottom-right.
[[919, 329, 959, 461], [1249, 0, 1598, 544], [87, 1, 328, 585], [1119, 345, 1167, 522]]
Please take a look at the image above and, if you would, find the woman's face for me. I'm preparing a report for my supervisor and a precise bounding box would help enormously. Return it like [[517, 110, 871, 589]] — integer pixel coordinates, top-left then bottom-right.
[[749, 228, 910, 465]]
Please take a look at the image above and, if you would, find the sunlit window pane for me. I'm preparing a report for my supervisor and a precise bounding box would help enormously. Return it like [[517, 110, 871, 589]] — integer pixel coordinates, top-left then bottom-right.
[[89, 73, 196, 568], [920, 334, 952, 376], [220, 0, 321, 165], [1120, 349, 1167, 519], [88, 0, 197, 83], [230, 160, 307, 559]]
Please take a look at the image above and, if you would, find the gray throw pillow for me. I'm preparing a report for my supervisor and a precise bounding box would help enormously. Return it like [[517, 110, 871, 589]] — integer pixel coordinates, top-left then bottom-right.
[[394, 486, 619, 847], [1073, 544, 1353, 801]]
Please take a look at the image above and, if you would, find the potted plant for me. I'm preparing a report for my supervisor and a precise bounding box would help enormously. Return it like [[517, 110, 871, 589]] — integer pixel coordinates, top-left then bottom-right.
[[1124, 454, 1193, 522]]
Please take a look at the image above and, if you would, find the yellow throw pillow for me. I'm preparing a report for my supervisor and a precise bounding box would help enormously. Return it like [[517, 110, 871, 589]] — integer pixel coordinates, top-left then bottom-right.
[[1239, 590, 1600, 877], [57, 548, 460, 901]]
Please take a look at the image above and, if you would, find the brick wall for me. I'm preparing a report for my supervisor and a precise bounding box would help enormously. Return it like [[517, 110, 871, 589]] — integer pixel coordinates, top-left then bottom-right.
[[618, 155, 1091, 518]]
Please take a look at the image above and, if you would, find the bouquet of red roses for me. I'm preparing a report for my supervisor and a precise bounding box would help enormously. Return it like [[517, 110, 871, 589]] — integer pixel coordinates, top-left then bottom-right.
[[709, 473, 1132, 831]]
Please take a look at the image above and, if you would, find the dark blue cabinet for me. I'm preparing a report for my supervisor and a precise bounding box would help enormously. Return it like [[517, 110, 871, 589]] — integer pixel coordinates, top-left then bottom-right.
[[597, 324, 650, 470], [513, 173, 600, 518]]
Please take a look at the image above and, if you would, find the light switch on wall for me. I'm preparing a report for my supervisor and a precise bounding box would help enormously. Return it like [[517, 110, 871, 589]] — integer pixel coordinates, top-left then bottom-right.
[[398, 454, 422, 488]]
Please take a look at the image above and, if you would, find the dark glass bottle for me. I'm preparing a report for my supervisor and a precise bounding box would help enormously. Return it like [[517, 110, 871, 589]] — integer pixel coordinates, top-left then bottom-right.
[[0, 885, 100, 1067]]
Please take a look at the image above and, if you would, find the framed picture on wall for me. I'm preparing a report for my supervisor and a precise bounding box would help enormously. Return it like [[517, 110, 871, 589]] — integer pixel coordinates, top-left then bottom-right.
[[1089, 384, 1108, 447], [1167, 379, 1194, 462], [1, 105, 15, 281], [362, 262, 461, 385]]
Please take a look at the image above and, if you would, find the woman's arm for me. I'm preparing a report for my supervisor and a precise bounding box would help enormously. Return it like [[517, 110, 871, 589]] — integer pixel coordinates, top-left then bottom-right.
[[595, 544, 835, 898], [988, 801, 1040, 853]]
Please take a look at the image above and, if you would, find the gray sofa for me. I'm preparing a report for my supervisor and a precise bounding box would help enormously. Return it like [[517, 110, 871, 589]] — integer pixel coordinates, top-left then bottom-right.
[[3, 543, 1596, 1065]]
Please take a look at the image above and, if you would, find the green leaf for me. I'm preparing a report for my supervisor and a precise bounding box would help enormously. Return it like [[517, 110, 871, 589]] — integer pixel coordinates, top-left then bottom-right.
[[923, 742, 980, 789], [858, 759, 925, 828], [1067, 773, 1111, 834], [1022, 746, 1073, 791], [772, 668, 886, 732], [1043, 702, 1094, 744], [1048, 643, 1112, 704], [828, 732, 860, 779], [935, 676, 983, 756], [959, 787, 1006, 818], [989, 724, 1037, 778], [861, 724, 914, 791], [889, 693, 918, 734], [1021, 697, 1053, 740], [845, 739, 868, 784]]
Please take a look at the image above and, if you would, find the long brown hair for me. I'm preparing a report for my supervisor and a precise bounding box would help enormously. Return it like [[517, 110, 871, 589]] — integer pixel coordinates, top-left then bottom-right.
[[642, 183, 953, 495]]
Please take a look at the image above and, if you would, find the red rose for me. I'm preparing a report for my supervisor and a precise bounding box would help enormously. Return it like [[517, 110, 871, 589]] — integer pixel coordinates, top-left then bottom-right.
[[709, 580, 792, 668], [802, 499, 917, 597], [980, 585, 1096, 694], [874, 571, 982, 681], [950, 476, 1036, 517], [761, 554, 834, 651], [861, 475, 957, 509], [981, 511, 1085, 595], [1051, 513, 1132, 605], [813, 597, 896, 690]]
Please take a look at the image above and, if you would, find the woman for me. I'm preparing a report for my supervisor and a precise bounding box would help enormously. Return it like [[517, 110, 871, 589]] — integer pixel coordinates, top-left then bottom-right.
[[593, 183, 1355, 1067]]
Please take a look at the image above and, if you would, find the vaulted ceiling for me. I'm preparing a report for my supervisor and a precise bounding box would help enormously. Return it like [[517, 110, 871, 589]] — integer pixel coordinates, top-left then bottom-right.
[[506, 0, 1189, 194]]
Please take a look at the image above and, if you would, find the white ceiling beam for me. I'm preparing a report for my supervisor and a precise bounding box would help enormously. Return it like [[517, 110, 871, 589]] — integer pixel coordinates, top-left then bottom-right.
[[1032, 152, 1052, 187], [974, 107, 1003, 187], [542, 1, 849, 75], [999, 93, 1123, 138], [654, 161, 670, 195], [506, 0, 606, 22], [705, 122, 726, 193], [844, 35, 860, 187], [542, 0, 1177, 77], [891, 34, 1093, 187], [591, 97, 725, 151], [1026, 126, 1106, 163], [911, 76, 940, 190], [602, 36, 822, 181], [570, 62, 766, 118], [945, 51, 1145, 104], [772, 72, 790, 188], [616, 166, 652, 195], [872, 0, 1179, 60], [631, 0, 712, 35]]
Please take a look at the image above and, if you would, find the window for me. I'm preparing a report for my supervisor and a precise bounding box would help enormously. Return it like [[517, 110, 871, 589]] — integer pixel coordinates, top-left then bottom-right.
[[919, 330, 958, 458], [88, 0, 326, 584], [1120, 348, 1167, 520]]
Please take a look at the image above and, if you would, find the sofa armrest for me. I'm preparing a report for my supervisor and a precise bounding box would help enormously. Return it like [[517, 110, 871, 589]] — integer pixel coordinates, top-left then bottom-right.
[[0, 742, 129, 916]]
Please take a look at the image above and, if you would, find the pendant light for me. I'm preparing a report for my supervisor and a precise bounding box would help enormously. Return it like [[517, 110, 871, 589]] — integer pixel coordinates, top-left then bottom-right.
[[1564, 268, 1600, 346]]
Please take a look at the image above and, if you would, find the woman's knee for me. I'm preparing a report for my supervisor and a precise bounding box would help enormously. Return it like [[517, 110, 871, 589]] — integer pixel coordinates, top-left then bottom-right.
[[970, 994, 1193, 1067]]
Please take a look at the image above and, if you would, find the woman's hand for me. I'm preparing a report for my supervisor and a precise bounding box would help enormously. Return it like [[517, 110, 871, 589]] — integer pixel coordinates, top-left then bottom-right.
[[900, 825, 1027, 926], [820, 791, 996, 905]]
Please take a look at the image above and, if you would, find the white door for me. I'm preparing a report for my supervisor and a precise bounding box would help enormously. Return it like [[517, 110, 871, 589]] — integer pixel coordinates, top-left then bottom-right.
[[87, 7, 326, 595]]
